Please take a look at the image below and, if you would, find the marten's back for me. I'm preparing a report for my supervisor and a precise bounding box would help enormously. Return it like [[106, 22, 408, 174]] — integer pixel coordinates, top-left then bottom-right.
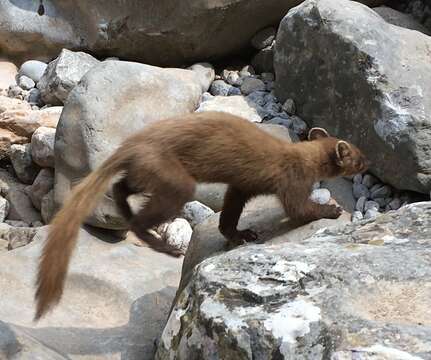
[[125, 112, 287, 188]]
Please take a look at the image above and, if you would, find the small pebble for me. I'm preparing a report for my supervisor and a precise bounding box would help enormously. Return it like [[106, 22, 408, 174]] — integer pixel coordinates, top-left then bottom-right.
[[25, 88, 43, 106], [371, 184, 392, 199], [225, 71, 242, 86], [228, 87, 242, 96], [239, 65, 255, 77], [352, 211, 364, 222], [361, 174, 378, 188], [181, 201, 214, 228], [353, 183, 370, 199], [163, 218, 193, 254], [312, 182, 320, 190], [353, 174, 363, 184], [309, 188, 331, 205], [355, 196, 366, 212], [8, 85, 23, 98], [263, 101, 281, 114], [388, 198, 401, 211], [246, 91, 266, 106], [201, 92, 213, 102], [18, 75, 35, 90], [364, 208, 379, 220], [210, 80, 232, 96], [240, 77, 266, 95], [364, 200, 379, 211], [290, 116, 308, 137], [374, 197, 386, 208], [282, 98, 296, 115], [251, 27, 276, 50]]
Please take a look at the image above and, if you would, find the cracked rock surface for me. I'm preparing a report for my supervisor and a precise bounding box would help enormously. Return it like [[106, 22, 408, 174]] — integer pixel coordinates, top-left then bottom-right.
[[156, 202, 431, 359]]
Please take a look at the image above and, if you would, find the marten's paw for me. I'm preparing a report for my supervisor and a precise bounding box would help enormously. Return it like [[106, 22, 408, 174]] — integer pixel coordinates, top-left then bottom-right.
[[237, 229, 258, 242], [325, 204, 343, 219], [225, 229, 258, 250]]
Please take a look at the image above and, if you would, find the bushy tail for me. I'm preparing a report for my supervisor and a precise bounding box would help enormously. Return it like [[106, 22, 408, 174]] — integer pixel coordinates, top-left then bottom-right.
[[34, 152, 127, 321]]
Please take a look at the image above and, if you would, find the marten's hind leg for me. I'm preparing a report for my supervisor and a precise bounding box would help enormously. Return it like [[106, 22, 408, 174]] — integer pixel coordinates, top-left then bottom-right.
[[112, 178, 134, 221], [219, 186, 257, 248], [129, 160, 196, 256]]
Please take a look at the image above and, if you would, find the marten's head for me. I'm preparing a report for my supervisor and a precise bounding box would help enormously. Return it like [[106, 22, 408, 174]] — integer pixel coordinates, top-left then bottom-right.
[[308, 127, 369, 177]]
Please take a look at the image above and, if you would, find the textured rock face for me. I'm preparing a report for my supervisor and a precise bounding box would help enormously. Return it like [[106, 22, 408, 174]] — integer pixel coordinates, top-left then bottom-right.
[[177, 195, 350, 299], [157, 202, 431, 359], [0, 105, 62, 139], [0, 227, 182, 359], [37, 49, 100, 105], [0, 0, 386, 66], [274, 0, 431, 193], [0, 321, 67, 359], [0, 60, 17, 91], [196, 95, 264, 123], [54, 60, 209, 229], [374, 6, 431, 34]]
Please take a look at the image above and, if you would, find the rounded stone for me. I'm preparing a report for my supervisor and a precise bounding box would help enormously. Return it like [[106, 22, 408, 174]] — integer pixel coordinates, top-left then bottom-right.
[[240, 77, 266, 95], [18, 60, 47, 83], [364, 208, 380, 220], [388, 198, 401, 211], [209, 80, 232, 96], [364, 200, 380, 212], [353, 183, 370, 199], [310, 188, 331, 205], [362, 174, 378, 188], [353, 174, 363, 184], [290, 116, 308, 137], [228, 86, 242, 96], [17, 76, 35, 91], [370, 184, 392, 199], [352, 210, 364, 222], [163, 218, 193, 254], [355, 196, 367, 212], [181, 201, 215, 228], [282, 98, 296, 115], [251, 27, 276, 50]]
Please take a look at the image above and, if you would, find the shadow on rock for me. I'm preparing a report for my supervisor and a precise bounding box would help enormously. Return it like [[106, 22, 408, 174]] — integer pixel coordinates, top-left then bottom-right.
[[13, 287, 176, 360]]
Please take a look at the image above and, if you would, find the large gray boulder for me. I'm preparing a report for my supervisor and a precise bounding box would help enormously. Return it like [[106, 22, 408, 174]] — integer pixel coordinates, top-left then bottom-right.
[[157, 201, 431, 359], [37, 49, 100, 105], [54, 60, 211, 229], [0, 227, 182, 359], [0, 0, 386, 66], [0, 321, 67, 359], [177, 195, 350, 298], [274, 0, 431, 193], [374, 5, 431, 35]]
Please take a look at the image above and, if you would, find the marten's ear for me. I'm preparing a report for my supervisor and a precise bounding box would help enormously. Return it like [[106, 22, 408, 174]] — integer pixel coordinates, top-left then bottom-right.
[[308, 127, 329, 141], [335, 141, 353, 164]]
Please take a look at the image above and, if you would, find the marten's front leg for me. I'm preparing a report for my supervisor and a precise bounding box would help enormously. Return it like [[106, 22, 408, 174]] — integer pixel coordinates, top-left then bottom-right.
[[279, 186, 342, 224], [219, 186, 257, 247]]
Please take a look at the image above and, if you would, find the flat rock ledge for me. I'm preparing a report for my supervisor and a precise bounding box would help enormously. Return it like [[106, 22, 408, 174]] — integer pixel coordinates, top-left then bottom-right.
[[156, 202, 431, 359]]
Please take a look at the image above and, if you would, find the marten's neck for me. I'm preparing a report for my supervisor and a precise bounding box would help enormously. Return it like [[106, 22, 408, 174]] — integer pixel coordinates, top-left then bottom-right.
[[281, 139, 342, 183]]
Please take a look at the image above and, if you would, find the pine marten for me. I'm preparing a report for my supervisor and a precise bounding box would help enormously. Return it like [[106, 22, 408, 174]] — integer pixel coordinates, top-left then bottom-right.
[[34, 111, 368, 320]]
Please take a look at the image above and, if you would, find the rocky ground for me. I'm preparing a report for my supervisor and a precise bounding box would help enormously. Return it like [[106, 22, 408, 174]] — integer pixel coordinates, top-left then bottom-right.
[[0, 0, 430, 359]]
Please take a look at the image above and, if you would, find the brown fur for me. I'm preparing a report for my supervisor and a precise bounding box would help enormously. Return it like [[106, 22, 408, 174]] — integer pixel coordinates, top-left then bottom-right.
[[34, 111, 368, 320]]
